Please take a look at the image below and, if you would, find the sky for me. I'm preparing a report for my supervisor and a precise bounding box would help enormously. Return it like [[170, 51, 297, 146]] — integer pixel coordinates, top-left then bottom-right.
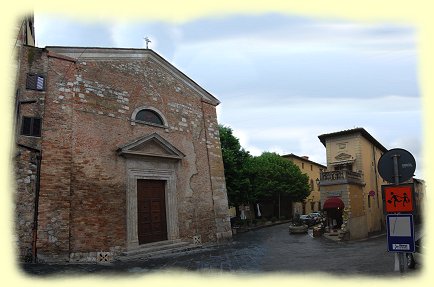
[[34, 12, 423, 177]]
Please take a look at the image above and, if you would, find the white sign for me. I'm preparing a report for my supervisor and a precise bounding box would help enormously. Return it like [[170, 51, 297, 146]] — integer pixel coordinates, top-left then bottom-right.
[[392, 244, 410, 251], [388, 216, 411, 237], [386, 214, 415, 253]]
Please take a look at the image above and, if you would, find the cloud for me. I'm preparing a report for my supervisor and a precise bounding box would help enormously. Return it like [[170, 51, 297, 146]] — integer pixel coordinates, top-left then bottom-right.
[[177, 13, 416, 54], [231, 128, 262, 156], [219, 94, 421, 126], [35, 13, 417, 55], [35, 14, 114, 47], [389, 137, 424, 178], [172, 38, 419, 99], [34, 13, 422, 176], [35, 13, 419, 100], [219, 94, 422, 171], [109, 20, 183, 59]]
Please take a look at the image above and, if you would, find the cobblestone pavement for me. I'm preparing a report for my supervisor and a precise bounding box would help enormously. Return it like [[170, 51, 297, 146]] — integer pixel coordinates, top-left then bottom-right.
[[21, 223, 421, 277]]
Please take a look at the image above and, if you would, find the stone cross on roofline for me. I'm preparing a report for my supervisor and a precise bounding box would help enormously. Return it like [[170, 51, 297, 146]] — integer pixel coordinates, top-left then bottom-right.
[[144, 37, 151, 49]]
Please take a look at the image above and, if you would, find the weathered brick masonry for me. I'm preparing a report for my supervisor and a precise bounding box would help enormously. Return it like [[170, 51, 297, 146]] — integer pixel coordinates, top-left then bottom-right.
[[15, 46, 232, 263], [14, 147, 39, 262], [14, 46, 46, 262]]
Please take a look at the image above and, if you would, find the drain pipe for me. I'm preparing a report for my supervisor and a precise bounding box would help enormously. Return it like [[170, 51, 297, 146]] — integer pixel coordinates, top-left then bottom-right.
[[32, 152, 41, 263]]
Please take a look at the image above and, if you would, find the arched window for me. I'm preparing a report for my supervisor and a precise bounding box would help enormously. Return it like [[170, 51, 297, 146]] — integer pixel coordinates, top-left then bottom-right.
[[135, 109, 164, 126]]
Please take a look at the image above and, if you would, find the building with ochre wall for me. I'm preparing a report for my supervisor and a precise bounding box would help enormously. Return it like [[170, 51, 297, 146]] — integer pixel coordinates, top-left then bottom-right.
[[14, 45, 232, 263], [282, 154, 326, 216], [318, 128, 388, 240]]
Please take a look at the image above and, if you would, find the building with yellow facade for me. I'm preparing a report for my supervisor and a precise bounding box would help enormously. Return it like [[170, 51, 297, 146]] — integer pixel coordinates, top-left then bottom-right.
[[317, 128, 388, 240], [282, 154, 326, 216]]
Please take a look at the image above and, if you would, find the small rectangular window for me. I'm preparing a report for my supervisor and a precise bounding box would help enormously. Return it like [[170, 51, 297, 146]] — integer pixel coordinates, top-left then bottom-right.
[[21, 117, 32, 135], [26, 74, 45, 91], [21, 116, 41, 137]]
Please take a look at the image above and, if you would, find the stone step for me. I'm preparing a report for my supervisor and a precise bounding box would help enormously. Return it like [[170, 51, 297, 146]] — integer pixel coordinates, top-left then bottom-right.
[[123, 239, 184, 256], [122, 240, 190, 256], [116, 240, 202, 262]]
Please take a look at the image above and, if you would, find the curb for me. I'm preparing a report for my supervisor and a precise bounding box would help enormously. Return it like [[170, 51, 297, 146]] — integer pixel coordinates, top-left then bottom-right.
[[233, 220, 292, 234], [322, 232, 387, 243]]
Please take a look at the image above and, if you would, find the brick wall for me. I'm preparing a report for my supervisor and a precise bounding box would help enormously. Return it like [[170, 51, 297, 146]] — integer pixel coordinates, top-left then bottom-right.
[[14, 46, 46, 262], [64, 55, 215, 249], [201, 102, 232, 241], [15, 46, 46, 150], [36, 55, 77, 262], [15, 47, 231, 262]]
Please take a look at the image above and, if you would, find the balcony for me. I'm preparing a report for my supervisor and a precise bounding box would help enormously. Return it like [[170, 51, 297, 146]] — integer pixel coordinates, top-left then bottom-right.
[[320, 170, 364, 186]]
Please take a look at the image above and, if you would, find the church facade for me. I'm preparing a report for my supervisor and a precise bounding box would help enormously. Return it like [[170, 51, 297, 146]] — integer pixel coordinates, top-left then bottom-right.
[[14, 45, 232, 262]]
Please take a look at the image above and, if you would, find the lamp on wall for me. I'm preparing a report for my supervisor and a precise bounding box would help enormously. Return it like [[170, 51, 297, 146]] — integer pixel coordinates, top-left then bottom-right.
[[315, 178, 320, 186]]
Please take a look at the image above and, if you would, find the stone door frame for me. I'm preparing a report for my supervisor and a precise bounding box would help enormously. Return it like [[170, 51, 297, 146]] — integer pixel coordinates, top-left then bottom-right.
[[126, 168, 179, 249]]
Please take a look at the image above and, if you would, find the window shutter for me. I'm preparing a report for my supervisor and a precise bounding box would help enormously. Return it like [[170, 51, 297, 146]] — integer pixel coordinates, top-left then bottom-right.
[[21, 117, 32, 135], [36, 76, 44, 90], [32, 118, 41, 137], [21, 117, 41, 137], [26, 74, 45, 91], [26, 74, 37, 90]]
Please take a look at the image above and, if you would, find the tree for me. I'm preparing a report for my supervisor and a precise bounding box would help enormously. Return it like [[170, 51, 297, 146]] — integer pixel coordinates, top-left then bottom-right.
[[219, 125, 310, 219], [218, 125, 251, 207], [247, 152, 310, 217]]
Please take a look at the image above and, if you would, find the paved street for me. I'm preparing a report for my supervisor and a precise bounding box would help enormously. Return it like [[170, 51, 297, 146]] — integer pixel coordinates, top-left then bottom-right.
[[21, 223, 421, 277]]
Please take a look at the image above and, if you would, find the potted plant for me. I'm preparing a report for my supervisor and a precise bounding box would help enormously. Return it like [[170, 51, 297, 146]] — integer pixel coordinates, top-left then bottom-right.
[[289, 213, 308, 234]]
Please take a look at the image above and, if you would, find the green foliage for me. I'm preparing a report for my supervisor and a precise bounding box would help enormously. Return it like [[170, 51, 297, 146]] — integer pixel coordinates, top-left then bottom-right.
[[219, 125, 252, 206], [247, 152, 310, 202], [219, 126, 310, 211]]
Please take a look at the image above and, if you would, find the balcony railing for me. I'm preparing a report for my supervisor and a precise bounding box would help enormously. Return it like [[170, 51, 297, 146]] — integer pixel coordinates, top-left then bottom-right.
[[320, 170, 364, 186]]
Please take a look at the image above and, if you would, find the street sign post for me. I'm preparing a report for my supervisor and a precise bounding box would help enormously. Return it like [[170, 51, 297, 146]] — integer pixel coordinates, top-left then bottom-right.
[[386, 214, 415, 253], [382, 184, 414, 213], [378, 148, 416, 184], [377, 147, 417, 274]]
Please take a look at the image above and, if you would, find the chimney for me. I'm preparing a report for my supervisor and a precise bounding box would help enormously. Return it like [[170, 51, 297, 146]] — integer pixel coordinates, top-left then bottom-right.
[[302, 156, 309, 160]]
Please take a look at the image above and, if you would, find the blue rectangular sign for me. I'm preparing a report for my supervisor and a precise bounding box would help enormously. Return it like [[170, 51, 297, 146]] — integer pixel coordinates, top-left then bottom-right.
[[386, 214, 415, 252]]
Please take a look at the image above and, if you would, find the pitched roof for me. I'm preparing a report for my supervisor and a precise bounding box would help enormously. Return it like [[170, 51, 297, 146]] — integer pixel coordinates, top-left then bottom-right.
[[281, 153, 327, 169], [318, 127, 387, 152], [44, 46, 220, 106]]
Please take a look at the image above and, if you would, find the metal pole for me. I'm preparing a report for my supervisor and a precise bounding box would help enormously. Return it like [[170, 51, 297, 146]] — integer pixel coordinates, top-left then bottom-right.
[[392, 155, 400, 185], [392, 154, 405, 274]]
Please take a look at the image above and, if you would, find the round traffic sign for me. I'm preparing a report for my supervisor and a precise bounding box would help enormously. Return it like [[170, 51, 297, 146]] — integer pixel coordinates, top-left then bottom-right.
[[378, 148, 416, 184]]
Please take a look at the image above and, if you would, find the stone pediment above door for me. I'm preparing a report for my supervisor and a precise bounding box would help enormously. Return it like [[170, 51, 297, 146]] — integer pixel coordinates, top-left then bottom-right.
[[117, 133, 184, 160]]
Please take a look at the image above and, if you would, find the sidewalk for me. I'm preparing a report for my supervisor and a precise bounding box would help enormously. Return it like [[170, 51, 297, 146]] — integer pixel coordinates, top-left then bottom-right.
[[322, 230, 387, 242], [322, 231, 341, 242], [322, 222, 422, 243], [232, 220, 292, 234]]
